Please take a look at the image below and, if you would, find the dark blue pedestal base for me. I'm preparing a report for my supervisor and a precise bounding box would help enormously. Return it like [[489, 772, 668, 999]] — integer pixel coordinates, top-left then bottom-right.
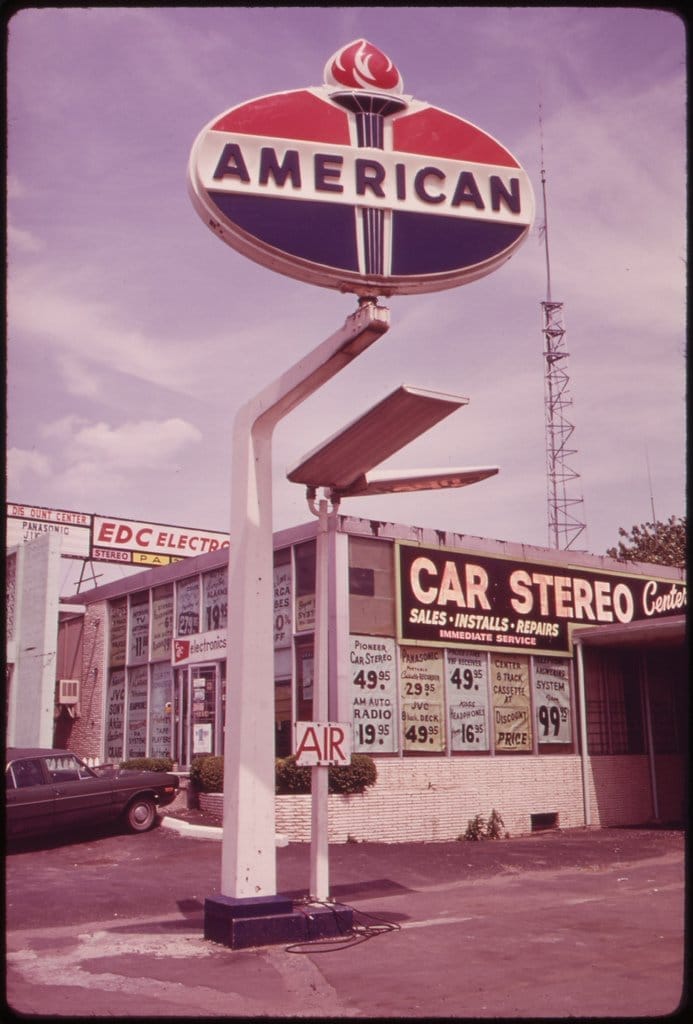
[[204, 893, 354, 949]]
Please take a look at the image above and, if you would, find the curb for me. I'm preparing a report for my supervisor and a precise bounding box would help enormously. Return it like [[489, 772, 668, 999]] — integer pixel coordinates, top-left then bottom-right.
[[161, 816, 223, 841], [162, 816, 289, 846]]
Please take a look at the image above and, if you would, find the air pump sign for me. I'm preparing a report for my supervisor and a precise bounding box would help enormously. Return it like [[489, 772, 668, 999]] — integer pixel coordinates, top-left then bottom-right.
[[188, 39, 534, 296]]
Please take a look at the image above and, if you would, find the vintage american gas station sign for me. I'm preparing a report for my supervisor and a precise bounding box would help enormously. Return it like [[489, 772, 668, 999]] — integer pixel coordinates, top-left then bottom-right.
[[188, 39, 534, 296]]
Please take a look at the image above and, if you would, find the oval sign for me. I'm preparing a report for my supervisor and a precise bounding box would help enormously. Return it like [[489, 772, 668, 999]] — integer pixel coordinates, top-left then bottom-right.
[[188, 40, 535, 297]]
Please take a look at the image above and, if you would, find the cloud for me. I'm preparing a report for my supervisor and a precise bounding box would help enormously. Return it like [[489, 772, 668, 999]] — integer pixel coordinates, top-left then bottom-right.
[[70, 418, 202, 469], [8, 417, 203, 508], [7, 447, 52, 483]]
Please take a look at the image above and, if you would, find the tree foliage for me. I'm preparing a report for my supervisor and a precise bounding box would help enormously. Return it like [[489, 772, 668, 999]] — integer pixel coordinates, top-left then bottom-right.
[[606, 516, 686, 568]]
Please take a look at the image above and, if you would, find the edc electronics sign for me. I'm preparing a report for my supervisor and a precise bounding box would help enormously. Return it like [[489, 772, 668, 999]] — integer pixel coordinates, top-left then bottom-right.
[[188, 39, 534, 297], [6, 504, 229, 567], [396, 541, 686, 656]]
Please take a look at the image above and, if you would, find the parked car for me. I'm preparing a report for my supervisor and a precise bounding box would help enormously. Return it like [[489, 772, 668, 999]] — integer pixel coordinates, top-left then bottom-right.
[[5, 748, 179, 840]]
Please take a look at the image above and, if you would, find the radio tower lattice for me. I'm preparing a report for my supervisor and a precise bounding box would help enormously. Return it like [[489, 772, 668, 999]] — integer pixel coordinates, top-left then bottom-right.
[[539, 107, 586, 550]]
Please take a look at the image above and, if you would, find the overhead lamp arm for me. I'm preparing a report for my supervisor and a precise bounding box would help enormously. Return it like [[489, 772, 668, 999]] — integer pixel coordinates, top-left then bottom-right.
[[306, 485, 341, 518]]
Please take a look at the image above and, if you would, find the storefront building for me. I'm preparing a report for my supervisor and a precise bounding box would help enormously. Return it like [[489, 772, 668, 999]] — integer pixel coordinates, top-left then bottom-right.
[[51, 516, 686, 840]]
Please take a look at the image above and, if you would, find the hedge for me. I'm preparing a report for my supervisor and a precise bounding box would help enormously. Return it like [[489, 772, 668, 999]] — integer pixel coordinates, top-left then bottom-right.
[[190, 755, 224, 793], [190, 753, 377, 795], [276, 753, 378, 795]]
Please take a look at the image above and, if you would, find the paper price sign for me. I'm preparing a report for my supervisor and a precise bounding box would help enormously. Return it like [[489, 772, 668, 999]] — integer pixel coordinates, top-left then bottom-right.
[[491, 653, 532, 751], [533, 656, 572, 744], [350, 635, 398, 753], [400, 646, 445, 752], [446, 649, 489, 751]]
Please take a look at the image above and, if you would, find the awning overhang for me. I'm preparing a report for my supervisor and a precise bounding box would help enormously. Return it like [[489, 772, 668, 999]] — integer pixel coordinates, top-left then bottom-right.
[[571, 614, 686, 649]]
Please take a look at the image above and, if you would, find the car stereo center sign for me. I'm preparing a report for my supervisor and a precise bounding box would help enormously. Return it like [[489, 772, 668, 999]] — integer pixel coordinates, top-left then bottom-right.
[[188, 39, 534, 296], [396, 541, 687, 655]]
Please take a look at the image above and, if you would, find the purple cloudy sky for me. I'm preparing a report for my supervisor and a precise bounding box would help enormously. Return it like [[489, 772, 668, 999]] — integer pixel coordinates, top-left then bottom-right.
[[6, 7, 686, 591]]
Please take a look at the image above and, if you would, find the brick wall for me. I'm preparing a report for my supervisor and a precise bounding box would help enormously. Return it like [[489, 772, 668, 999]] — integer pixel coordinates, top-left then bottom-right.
[[58, 606, 107, 760], [273, 756, 586, 842], [201, 752, 661, 841], [585, 756, 655, 826]]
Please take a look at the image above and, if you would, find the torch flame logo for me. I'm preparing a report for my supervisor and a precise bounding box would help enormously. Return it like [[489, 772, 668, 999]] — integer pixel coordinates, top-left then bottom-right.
[[324, 39, 403, 94]]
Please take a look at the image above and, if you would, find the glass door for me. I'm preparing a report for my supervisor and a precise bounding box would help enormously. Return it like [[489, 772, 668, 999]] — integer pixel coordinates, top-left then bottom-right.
[[190, 664, 219, 759]]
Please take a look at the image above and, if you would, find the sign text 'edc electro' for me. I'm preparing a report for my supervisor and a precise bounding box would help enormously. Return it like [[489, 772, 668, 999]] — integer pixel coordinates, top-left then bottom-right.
[[188, 39, 535, 296]]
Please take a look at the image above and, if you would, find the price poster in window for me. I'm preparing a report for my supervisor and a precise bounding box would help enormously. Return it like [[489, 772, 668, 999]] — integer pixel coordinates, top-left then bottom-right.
[[350, 635, 398, 753], [149, 662, 172, 759], [491, 653, 532, 751], [177, 577, 200, 636], [295, 593, 315, 633], [203, 568, 228, 633], [533, 656, 572, 744], [128, 599, 150, 664], [106, 669, 125, 761], [446, 649, 490, 751], [400, 646, 445, 752], [273, 564, 292, 648], [193, 722, 213, 754], [127, 666, 148, 758], [151, 587, 174, 661], [108, 599, 127, 667]]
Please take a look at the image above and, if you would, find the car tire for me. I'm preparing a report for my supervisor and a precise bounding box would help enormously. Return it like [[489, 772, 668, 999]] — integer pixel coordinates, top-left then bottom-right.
[[126, 796, 157, 833]]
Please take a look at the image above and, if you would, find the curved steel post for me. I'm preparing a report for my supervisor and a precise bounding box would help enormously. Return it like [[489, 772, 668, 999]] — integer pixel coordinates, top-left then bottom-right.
[[221, 302, 390, 898]]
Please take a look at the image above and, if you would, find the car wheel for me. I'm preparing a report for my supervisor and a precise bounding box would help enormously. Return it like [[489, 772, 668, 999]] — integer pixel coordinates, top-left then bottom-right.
[[126, 796, 157, 832]]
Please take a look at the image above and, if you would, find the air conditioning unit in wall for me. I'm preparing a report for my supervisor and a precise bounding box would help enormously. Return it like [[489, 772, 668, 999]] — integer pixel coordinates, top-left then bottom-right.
[[57, 678, 80, 705]]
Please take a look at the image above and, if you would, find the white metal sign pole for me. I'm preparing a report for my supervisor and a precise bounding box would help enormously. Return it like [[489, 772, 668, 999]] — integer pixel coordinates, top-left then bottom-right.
[[221, 302, 390, 899], [310, 497, 330, 901]]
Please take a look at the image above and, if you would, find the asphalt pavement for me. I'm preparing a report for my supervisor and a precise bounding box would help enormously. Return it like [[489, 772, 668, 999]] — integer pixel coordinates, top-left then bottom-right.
[[5, 816, 686, 1019]]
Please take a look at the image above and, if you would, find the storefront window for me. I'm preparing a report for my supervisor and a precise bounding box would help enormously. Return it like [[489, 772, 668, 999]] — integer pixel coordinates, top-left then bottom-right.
[[348, 536, 395, 636], [176, 577, 200, 636], [294, 541, 315, 633], [490, 652, 532, 753], [350, 635, 398, 753], [191, 666, 217, 757], [150, 663, 172, 759], [295, 639, 314, 721], [533, 656, 573, 747], [446, 648, 490, 752], [273, 554, 292, 648], [128, 591, 149, 664], [105, 669, 125, 762], [108, 598, 127, 668], [400, 646, 445, 753], [585, 649, 645, 754], [126, 666, 148, 758], [203, 567, 227, 632], [151, 585, 174, 661]]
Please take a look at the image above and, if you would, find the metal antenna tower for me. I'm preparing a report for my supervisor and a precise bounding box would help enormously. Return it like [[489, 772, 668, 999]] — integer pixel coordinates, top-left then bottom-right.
[[539, 106, 586, 550]]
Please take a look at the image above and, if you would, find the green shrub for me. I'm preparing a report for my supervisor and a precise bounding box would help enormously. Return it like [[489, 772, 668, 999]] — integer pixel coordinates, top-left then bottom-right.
[[190, 755, 224, 793], [462, 813, 486, 841], [275, 755, 312, 794], [328, 753, 377, 794], [460, 808, 507, 841], [190, 752, 378, 795], [119, 757, 174, 773], [275, 753, 377, 795], [486, 808, 506, 840]]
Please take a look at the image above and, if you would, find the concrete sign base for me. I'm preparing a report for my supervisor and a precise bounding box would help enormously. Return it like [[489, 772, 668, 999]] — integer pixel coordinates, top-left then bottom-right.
[[204, 893, 353, 949]]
